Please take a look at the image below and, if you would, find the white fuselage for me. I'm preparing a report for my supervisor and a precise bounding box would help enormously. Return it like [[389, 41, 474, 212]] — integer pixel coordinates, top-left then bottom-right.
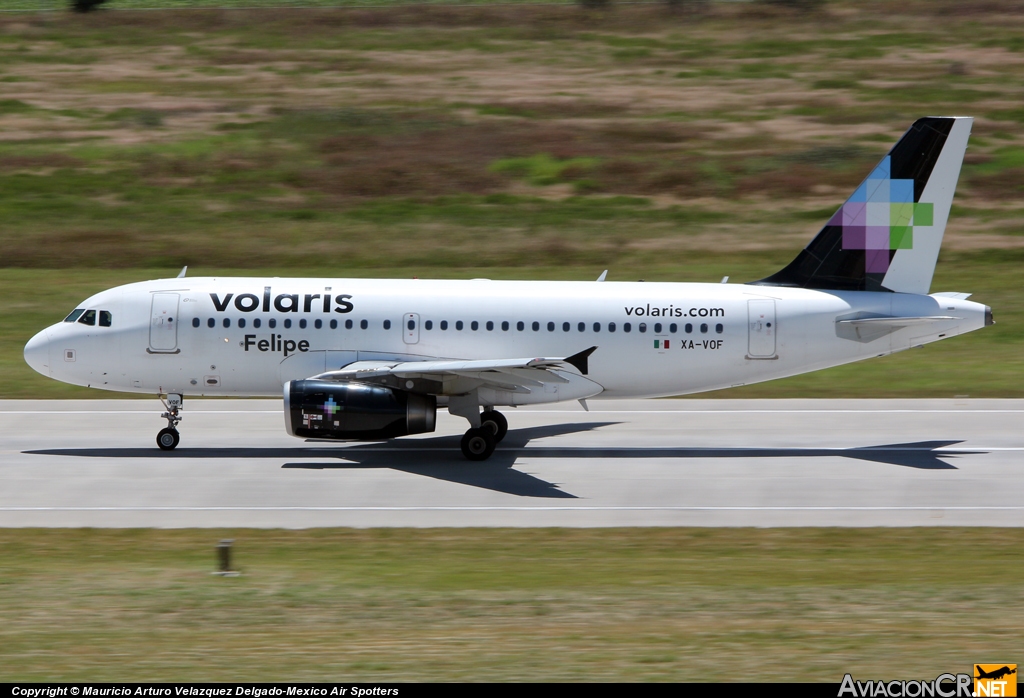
[[25, 276, 988, 402]]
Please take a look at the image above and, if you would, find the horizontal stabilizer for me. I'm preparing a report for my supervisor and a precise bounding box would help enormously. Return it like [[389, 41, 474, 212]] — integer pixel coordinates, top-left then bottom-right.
[[837, 315, 962, 327], [835, 314, 961, 343]]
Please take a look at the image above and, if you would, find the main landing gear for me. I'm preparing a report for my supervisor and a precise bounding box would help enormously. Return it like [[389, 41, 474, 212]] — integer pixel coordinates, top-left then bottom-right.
[[157, 393, 183, 451], [460, 409, 508, 461]]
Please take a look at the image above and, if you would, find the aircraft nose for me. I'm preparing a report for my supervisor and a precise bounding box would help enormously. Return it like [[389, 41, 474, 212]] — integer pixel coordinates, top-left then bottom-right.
[[24, 328, 52, 377]]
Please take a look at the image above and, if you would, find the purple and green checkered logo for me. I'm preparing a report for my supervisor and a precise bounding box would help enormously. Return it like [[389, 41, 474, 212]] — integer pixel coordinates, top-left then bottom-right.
[[831, 156, 934, 274]]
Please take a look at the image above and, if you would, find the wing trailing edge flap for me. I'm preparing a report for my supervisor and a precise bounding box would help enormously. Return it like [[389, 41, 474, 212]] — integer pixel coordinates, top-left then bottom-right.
[[310, 346, 601, 398]]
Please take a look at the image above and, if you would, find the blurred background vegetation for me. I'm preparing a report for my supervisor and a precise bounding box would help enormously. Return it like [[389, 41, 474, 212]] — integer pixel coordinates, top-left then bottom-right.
[[1, 0, 1022, 397]]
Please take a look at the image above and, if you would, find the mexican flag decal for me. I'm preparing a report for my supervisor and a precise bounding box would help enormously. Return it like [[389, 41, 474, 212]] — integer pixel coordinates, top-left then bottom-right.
[[654, 340, 669, 349]]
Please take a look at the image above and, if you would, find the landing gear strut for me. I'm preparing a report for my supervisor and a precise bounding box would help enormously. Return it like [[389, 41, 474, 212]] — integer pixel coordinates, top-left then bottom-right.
[[459, 409, 507, 461], [157, 393, 182, 451], [450, 394, 507, 461]]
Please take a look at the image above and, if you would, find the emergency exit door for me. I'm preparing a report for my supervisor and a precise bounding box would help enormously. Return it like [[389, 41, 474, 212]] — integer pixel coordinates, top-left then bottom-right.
[[403, 313, 420, 344]]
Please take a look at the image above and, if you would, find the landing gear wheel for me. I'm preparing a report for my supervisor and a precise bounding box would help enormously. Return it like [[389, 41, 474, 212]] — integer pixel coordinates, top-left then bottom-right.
[[461, 427, 496, 461], [158, 394, 183, 451], [480, 410, 508, 443], [157, 427, 180, 451]]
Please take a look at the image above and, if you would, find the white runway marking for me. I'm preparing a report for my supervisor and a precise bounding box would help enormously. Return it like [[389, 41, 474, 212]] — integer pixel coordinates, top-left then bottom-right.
[[3, 506, 1024, 512]]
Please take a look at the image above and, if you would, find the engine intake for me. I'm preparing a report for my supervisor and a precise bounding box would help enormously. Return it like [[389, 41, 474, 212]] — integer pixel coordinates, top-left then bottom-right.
[[284, 380, 436, 440]]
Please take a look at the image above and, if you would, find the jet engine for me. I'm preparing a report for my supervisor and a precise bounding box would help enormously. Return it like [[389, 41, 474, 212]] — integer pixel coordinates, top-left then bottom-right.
[[284, 379, 436, 440]]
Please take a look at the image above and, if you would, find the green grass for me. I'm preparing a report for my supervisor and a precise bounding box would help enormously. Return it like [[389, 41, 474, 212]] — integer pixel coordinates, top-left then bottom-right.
[[0, 528, 1021, 681], [2, 1, 1024, 397]]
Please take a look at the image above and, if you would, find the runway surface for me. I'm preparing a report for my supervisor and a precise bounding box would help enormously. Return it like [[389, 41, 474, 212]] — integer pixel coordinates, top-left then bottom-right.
[[1, 398, 1022, 527]]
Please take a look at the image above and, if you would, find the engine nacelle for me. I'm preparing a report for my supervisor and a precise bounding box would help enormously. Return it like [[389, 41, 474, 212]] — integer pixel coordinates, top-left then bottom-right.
[[284, 380, 436, 440]]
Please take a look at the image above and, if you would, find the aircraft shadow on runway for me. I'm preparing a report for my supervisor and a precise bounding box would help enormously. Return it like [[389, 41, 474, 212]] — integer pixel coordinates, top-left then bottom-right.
[[25, 421, 984, 498]]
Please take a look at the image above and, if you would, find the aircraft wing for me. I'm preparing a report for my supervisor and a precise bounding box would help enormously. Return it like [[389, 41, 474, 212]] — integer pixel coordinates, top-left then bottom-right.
[[310, 346, 602, 399]]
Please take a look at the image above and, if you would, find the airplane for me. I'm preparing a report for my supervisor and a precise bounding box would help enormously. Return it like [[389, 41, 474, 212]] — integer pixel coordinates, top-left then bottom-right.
[[976, 666, 1017, 681], [23, 116, 993, 461]]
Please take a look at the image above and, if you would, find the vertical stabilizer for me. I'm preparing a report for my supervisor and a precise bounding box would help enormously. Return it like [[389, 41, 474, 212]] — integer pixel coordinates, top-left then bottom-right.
[[753, 117, 972, 293]]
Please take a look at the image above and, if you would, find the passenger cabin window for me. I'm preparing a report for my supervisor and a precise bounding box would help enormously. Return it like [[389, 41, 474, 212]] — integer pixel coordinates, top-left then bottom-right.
[[78, 310, 96, 326], [192, 318, 200, 328], [64, 309, 85, 323]]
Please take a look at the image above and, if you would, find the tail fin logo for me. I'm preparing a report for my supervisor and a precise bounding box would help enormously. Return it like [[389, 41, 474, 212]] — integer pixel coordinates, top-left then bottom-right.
[[753, 116, 969, 293], [833, 156, 934, 274]]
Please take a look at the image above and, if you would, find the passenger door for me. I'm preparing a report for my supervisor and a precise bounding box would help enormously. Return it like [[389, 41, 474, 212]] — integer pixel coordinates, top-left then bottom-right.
[[747, 299, 777, 358], [149, 293, 180, 353]]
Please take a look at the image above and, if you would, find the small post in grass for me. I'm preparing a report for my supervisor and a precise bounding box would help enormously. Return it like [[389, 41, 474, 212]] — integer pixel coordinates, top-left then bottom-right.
[[212, 539, 240, 577]]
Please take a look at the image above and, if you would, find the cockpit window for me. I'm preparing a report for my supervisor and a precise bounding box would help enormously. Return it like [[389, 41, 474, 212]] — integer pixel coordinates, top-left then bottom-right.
[[64, 309, 85, 323], [99, 310, 112, 327], [78, 309, 96, 326]]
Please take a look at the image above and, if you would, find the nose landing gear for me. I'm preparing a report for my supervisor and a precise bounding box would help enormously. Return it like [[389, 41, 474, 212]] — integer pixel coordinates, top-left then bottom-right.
[[157, 393, 183, 451]]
